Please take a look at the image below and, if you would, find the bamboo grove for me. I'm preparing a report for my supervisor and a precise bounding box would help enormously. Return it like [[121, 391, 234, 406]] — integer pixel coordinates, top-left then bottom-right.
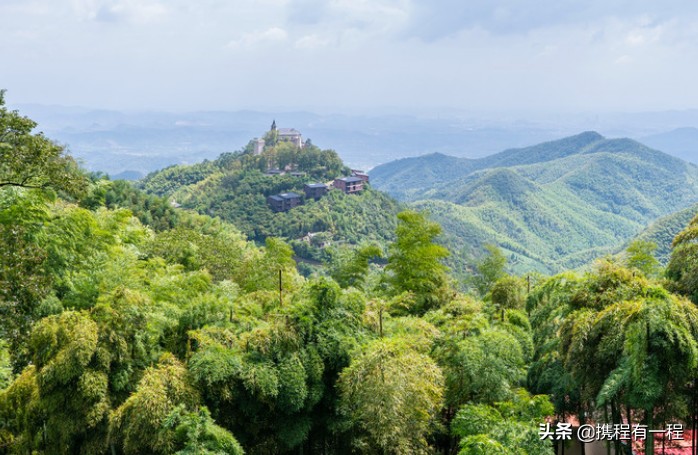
[[5, 92, 698, 454]]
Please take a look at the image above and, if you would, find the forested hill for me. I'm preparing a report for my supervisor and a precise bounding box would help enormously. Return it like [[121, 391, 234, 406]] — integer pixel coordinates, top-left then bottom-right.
[[138, 137, 401, 264], [370, 132, 698, 274], [629, 203, 698, 264]]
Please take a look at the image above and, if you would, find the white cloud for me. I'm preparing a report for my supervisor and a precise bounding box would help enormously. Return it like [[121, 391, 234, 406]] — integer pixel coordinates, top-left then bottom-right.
[[294, 34, 330, 49], [226, 27, 289, 49], [70, 0, 167, 24]]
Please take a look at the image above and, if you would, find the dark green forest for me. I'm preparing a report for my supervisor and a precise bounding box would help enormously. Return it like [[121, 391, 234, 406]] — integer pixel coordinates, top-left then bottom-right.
[[5, 93, 698, 455]]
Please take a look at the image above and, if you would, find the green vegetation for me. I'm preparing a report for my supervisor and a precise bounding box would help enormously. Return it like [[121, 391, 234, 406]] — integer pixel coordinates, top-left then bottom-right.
[[6, 98, 698, 455], [371, 132, 698, 275], [629, 202, 698, 265], [138, 139, 400, 270]]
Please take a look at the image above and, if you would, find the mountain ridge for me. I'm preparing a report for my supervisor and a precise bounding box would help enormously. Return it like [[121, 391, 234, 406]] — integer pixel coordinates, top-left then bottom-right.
[[370, 132, 698, 274]]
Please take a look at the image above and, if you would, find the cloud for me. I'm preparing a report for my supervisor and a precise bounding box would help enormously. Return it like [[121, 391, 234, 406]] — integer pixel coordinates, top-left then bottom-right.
[[280, 0, 410, 51], [294, 34, 330, 49], [400, 0, 698, 41], [226, 27, 289, 49], [71, 0, 167, 24]]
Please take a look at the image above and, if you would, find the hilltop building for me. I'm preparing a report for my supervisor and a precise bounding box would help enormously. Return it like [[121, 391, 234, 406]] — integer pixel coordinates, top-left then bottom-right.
[[278, 128, 303, 148], [334, 176, 364, 194], [267, 192, 302, 212], [253, 138, 265, 155], [304, 183, 328, 200], [271, 120, 303, 148]]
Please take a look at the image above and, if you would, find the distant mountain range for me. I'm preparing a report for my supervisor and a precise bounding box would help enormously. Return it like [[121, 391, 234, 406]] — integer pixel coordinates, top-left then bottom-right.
[[640, 127, 698, 164], [14, 103, 698, 179], [370, 132, 698, 274]]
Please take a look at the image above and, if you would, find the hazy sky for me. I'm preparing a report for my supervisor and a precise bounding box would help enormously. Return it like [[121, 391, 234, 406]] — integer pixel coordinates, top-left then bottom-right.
[[3, 0, 698, 113]]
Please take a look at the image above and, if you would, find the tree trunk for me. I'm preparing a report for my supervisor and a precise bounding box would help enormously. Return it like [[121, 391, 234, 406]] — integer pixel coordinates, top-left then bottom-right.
[[691, 378, 698, 455], [579, 406, 587, 455], [605, 406, 611, 455], [611, 400, 621, 455], [646, 408, 655, 455]]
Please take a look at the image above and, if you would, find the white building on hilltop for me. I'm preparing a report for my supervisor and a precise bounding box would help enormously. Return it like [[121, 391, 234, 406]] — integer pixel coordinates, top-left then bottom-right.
[[272, 120, 303, 148]]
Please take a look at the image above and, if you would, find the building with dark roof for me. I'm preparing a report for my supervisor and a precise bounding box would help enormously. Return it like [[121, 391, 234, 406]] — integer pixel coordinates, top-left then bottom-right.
[[333, 176, 364, 194], [351, 169, 370, 183], [304, 183, 328, 200], [268, 192, 302, 212]]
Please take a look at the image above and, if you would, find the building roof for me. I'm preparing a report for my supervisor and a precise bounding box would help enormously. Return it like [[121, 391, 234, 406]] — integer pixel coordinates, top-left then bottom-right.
[[278, 128, 301, 136], [337, 176, 363, 183], [279, 192, 301, 199], [269, 192, 301, 201], [305, 183, 327, 189]]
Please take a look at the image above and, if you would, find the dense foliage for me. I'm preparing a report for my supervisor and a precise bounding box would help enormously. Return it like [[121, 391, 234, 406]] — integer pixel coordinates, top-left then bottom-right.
[[5, 100, 698, 455]]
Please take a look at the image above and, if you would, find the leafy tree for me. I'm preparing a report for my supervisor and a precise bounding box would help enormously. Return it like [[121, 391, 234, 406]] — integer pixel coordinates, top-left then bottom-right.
[[0, 190, 52, 370], [532, 260, 698, 455], [329, 243, 383, 290], [624, 239, 660, 277], [0, 340, 10, 390], [110, 354, 242, 455], [338, 338, 444, 454], [451, 389, 554, 455], [490, 276, 526, 319], [0, 90, 85, 195], [164, 405, 244, 455], [0, 311, 109, 454], [472, 244, 507, 297], [386, 210, 451, 314], [236, 237, 301, 295], [667, 214, 698, 303]]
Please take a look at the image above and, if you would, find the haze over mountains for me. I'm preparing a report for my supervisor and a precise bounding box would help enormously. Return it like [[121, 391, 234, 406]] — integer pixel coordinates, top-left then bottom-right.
[[13, 104, 698, 179], [370, 132, 698, 274]]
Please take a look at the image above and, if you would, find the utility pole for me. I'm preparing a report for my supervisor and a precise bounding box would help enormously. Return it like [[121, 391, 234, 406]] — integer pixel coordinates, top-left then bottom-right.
[[379, 307, 383, 338], [279, 269, 283, 306]]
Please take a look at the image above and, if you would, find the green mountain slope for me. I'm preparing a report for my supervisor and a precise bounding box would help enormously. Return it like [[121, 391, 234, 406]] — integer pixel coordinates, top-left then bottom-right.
[[370, 131, 605, 200], [139, 140, 402, 262], [366, 152, 476, 200], [630, 203, 698, 265], [370, 132, 698, 274]]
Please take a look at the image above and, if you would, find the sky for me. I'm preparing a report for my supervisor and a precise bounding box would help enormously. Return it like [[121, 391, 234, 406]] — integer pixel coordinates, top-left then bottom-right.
[[3, 0, 698, 113]]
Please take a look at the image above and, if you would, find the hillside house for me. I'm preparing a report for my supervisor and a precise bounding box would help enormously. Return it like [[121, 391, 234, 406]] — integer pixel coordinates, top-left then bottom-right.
[[351, 170, 370, 183], [268, 192, 302, 212], [304, 183, 328, 200], [334, 176, 364, 194]]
